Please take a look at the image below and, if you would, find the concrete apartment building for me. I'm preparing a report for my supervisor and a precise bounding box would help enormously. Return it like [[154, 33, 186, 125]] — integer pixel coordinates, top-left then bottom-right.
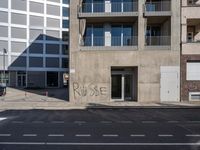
[[0, 0, 69, 88], [181, 0, 200, 101], [70, 0, 181, 103]]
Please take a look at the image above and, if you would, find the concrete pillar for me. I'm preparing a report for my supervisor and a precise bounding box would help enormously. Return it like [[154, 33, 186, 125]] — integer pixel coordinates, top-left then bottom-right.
[[104, 23, 111, 46], [105, 0, 111, 12], [138, 0, 146, 50]]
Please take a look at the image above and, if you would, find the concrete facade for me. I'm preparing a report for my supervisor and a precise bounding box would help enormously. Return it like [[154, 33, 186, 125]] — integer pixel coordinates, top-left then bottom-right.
[[0, 0, 69, 88], [69, 0, 181, 103], [181, 0, 200, 101]]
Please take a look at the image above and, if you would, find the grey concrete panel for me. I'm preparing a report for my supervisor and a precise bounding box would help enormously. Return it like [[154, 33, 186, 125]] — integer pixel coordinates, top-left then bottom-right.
[[0, 41, 8, 51], [11, 27, 26, 39], [30, 16, 44, 27], [0, 0, 8, 8], [0, 11, 8, 23], [47, 5, 60, 16], [48, 0, 60, 3], [11, 0, 27, 11], [30, 29, 43, 41], [30, 2, 44, 14], [0, 26, 8, 37], [11, 13, 27, 25], [47, 18, 60, 28], [11, 42, 27, 53]]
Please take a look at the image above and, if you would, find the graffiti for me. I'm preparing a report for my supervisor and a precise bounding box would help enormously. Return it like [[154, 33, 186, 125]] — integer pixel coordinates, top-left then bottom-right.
[[73, 82, 108, 99]]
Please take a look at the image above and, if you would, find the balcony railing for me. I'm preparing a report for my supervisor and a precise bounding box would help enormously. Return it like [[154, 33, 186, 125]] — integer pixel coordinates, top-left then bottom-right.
[[146, 36, 171, 46], [79, 2, 138, 13], [187, 39, 200, 43], [145, 1, 171, 11], [83, 36, 138, 47]]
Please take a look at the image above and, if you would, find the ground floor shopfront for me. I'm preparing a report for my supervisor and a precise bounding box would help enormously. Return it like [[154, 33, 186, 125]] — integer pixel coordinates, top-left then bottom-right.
[[0, 71, 68, 88]]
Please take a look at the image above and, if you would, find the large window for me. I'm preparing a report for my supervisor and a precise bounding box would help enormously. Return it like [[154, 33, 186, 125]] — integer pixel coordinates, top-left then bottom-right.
[[84, 25, 104, 46], [187, 62, 200, 81], [111, 25, 134, 46]]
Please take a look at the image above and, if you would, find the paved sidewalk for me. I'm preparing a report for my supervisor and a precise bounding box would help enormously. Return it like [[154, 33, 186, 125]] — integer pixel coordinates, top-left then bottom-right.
[[0, 88, 200, 110]]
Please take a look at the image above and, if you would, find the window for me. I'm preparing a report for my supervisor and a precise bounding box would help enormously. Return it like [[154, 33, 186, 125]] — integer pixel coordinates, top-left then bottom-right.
[[0, 71, 9, 85], [93, 25, 104, 46], [63, 0, 69, 4], [63, 7, 69, 17], [62, 45, 69, 54], [29, 57, 43, 67], [111, 25, 134, 46], [62, 58, 68, 68], [187, 62, 200, 80], [62, 20, 69, 28], [62, 31, 69, 41], [187, 32, 194, 42]]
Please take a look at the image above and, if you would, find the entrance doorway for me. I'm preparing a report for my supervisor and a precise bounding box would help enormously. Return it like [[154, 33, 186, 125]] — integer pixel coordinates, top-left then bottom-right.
[[47, 72, 59, 87], [17, 71, 26, 87], [111, 67, 137, 101]]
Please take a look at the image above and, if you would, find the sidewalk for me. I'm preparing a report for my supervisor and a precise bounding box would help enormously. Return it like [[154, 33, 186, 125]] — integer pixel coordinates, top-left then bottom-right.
[[0, 88, 200, 110]]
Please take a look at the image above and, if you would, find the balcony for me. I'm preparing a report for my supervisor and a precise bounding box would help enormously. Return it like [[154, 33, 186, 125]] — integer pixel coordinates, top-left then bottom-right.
[[145, 36, 171, 50], [78, 2, 138, 18], [81, 36, 138, 51], [182, 19, 200, 54], [144, 1, 171, 16]]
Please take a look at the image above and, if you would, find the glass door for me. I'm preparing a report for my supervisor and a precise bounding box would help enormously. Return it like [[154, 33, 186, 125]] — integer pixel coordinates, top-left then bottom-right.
[[111, 74, 122, 100], [17, 72, 26, 87], [124, 74, 133, 100]]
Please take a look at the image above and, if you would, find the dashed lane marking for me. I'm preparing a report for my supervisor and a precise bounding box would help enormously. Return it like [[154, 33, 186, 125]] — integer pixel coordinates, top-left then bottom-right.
[[130, 134, 146, 137], [48, 134, 64, 137], [158, 134, 173, 137], [51, 121, 65, 124], [142, 121, 157, 124], [23, 134, 37, 137], [75, 134, 91, 137], [103, 134, 119, 137], [0, 134, 11, 137], [186, 134, 200, 137]]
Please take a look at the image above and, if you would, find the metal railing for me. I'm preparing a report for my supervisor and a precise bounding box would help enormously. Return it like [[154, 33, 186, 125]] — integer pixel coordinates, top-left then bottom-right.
[[145, 1, 171, 11], [83, 36, 138, 46], [79, 2, 138, 13], [145, 36, 171, 46], [187, 39, 200, 43]]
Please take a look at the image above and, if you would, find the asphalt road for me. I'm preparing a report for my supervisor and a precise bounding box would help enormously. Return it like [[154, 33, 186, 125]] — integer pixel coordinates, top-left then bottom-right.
[[0, 108, 200, 150]]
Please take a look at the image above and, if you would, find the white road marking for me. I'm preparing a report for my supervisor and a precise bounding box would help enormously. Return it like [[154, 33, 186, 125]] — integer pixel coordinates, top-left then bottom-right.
[[103, 134, 119, 137], [12, 121, 24, 124], [32, 121, 44, 124], [0, 117, 7, 121], [130, 134, 146, 137], [0, 134, 11, 137], [23, 134, 37, 137], [75, 134, 91, 137], [158, 134, 173, 137], [74, 121, 86, 124], [167, 121, 179, 123], [186, 134, 200, 137], [51, 121, 65, 124], [48, 134, 64, 137], [187, 121, 200, 123], [100, 121, 112, 124], [120, 121, 133, 124], [0, 142, 200, 146], [142, 121, 157, 124]]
